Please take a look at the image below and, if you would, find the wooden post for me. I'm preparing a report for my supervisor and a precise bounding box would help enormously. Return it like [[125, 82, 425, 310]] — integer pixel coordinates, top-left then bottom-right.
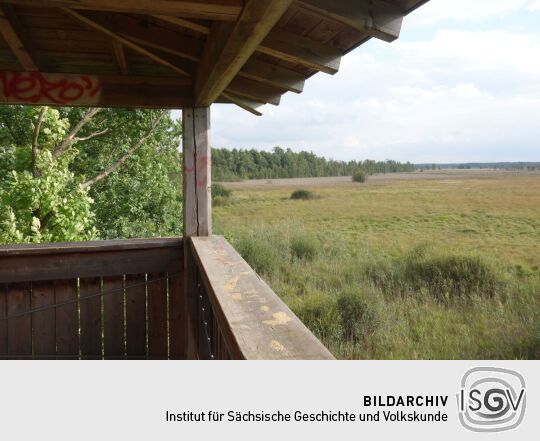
[[182, 107, 211, 358]]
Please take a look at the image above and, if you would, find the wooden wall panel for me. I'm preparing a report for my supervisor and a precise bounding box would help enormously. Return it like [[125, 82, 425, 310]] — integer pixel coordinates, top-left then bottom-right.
[[7, 282, 32, 358], [31, 281, 56, 359], [147, 273, 167, 359], [55, 279, 79, 359], [125, 274, 147, 359], [0, 284, 6, 359], [169, 272, 187, 359], [80, 277, 102, 359], [103, 275, 124, 359]]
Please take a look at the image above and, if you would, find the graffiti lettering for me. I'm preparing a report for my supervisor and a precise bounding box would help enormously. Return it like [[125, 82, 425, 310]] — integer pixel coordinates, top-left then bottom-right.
[[184, 151, 209, 188], [0, 71, 102, 105]]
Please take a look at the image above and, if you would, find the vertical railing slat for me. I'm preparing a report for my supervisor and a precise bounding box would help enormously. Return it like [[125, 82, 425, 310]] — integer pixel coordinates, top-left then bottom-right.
[[125, 274, 147, 359], [169, 272, 187, 359], [55, 279, 79, 359], [7, 282, 32, 358], [103, 275, 125, 359], [147, 272, 167, 359], [31, 281, 56, 359], [80, 277, 102, 359], [0, 284, 7, 359]]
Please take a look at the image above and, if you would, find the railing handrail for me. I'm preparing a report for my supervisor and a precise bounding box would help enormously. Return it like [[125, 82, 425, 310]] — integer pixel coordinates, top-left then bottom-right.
[[0, 237, 182, 256], [0, 237, 183, 283], [190, 235, 335, 360]]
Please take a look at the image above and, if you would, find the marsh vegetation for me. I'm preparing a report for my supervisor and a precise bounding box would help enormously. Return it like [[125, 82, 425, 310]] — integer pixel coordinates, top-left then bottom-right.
[[214, 171, 540, 359]]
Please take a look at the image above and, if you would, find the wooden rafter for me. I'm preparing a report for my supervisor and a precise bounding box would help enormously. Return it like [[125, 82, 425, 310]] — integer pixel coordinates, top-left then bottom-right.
[[61, 8, 190, 77], [261, 30, 341, 74], [195, 0, 293, 107], [0, 0, 242, 20], [0, 5, 37, 70], [111, 41, 128, 75], [151, 13, 339, 77], [153, 15, 210, 35], [116, 17, 306, 95], [221, 91, 263, 116], [296, 0, 404, 43]]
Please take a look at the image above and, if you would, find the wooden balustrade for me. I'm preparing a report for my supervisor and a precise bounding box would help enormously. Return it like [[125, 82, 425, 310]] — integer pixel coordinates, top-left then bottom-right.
[[0, 238, 186, 359], [0, 236, 333, 360]]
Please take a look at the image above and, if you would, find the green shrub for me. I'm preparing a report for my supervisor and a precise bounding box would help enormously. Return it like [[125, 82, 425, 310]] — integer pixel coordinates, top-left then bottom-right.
[[212, 183, 232, 206], [404, 253, 505, 302], [234, 234, 278, 275], [212, 183, 231, 198], [352, 171, 367, 183], [337, 288, 383, 343], [291, 234, 320, 261], [293, 294, 342, 341], [290, 189, 315, 200]]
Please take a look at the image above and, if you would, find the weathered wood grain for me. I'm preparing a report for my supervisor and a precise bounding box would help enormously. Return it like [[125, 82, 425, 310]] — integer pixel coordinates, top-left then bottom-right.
[[0, 238, 183, 283], [191, 235, 335, 360]]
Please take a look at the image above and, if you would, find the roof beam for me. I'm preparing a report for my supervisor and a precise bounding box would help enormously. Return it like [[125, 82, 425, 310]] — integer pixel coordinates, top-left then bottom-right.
[[150, 17, 306, 93], [241, 59, 304, 94], [62, 8, 190, 77], [296, 0, 404, 43], [152, 14, 336, 78], [0, 0, 242, 20], [195, 0, 293, 107], [260, 29, 341, 74], [0, 5, 37, 70], [226, 77, 283, 106], [221, 91, 263, 116], [0, 70, 192, 108]]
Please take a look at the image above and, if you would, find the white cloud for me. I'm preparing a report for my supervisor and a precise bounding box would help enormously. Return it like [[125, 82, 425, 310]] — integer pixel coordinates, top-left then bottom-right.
[[528, 0, 540, 11], [210, 5, 540, 163], [407, 0, 531, 26]]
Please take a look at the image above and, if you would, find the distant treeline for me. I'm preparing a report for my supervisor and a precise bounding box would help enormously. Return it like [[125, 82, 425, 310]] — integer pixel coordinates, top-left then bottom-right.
[[415, 162, 540, 171], [212, 147, 415, 181]]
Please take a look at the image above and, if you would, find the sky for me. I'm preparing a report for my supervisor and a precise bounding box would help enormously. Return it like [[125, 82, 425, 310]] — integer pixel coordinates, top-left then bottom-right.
[[206, 0, 540, 163]]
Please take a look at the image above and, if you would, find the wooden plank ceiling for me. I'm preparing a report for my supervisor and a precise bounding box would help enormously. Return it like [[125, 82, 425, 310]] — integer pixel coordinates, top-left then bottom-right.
[[0, 0, 429, 113]]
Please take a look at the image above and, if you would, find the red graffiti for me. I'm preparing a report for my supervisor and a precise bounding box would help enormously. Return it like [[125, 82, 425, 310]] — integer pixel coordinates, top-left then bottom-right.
[[184, 151, 209, 188], [0, 71, 102, 105]]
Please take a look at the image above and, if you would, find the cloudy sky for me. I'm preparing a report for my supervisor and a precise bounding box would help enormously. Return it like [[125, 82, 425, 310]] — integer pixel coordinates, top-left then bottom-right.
[[207, 0, 540, 163]]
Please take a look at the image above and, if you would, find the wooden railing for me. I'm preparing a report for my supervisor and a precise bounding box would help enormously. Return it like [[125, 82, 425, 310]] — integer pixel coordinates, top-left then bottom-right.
[[0, 238, 185, 359], [190, 236, 334, 360], [0, 236, 333, 360]]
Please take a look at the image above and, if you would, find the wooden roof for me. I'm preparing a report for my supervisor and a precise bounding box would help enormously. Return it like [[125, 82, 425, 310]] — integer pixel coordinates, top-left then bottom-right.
[[0, 0, 429, 113]]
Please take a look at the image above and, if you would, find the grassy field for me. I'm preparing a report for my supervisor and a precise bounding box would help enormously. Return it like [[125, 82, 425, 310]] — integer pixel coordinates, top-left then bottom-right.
[[214, 171, 540, 360]]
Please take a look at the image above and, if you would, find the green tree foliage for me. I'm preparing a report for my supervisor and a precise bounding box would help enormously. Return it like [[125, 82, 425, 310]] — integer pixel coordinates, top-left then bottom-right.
[[212, 146, 415, 181], [0, 106, 182, 244]]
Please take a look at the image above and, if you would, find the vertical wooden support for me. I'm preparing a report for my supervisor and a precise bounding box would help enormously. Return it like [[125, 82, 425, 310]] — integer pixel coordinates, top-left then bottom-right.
[[182, 107, 211, 359], [183, 107, 211, 237]]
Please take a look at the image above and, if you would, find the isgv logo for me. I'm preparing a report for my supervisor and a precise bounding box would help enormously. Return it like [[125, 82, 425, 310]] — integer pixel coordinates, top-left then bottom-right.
[[457, 367, 526, 432]]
